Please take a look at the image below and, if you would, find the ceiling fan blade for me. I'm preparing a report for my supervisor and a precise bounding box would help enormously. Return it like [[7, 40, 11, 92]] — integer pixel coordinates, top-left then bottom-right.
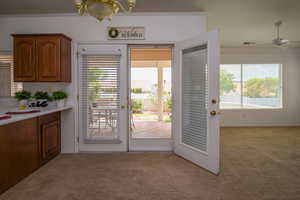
[[244, 43, 274, 47]]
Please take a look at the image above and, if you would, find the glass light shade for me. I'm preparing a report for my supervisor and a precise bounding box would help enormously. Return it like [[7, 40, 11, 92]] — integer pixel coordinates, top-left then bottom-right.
[[86, 0, 114, 21], [74, 0, 82, 4]]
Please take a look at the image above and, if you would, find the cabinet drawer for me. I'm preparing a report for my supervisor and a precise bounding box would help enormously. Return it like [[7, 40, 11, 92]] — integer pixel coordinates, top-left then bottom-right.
[[38, 112, 60, 124]]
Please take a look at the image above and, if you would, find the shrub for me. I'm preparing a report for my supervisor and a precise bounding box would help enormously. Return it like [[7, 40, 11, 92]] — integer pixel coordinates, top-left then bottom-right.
[[131, 88, 143, 93], [131, 99, 143, 113]]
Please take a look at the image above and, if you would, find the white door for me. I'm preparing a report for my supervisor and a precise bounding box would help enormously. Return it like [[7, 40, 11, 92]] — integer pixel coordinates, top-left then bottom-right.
[[78, 44, 128, 152], [173, 30, 220, 174]]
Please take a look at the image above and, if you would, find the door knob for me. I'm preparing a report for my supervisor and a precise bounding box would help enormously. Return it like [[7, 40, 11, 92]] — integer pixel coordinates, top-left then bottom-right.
[[210, 110, 217, 116]]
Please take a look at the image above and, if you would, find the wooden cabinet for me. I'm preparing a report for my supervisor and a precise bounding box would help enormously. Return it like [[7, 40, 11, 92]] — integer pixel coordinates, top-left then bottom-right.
[[38, 112, 61, 163], [12, 34, 72, 82], [0, 118, 39, 194], [13, 37, 36, 81], [0, 112, 61, 194]]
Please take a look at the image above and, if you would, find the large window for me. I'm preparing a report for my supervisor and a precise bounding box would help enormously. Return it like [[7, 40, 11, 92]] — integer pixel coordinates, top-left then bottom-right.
[[220, 64, 282, 109]]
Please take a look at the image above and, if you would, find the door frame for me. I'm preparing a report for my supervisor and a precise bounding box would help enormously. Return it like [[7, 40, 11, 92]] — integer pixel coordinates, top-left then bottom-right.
[[127, 44, 175, 151]]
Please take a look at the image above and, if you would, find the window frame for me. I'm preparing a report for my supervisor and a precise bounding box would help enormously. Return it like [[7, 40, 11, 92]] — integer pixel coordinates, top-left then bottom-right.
[[220, 63, 283, 110]]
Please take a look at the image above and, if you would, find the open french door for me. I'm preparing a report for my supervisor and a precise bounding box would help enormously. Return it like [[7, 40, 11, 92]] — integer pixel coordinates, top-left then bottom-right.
[[173, 30, 220, 174]]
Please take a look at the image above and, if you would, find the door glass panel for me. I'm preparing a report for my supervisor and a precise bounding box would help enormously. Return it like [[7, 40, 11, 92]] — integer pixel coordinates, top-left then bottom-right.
[[182, 45, 208, 151], [81, 55, 120, 141]]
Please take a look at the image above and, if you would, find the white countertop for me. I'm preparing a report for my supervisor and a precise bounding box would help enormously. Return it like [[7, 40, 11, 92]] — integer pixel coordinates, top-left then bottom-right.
[[0, 105, 73, 126]]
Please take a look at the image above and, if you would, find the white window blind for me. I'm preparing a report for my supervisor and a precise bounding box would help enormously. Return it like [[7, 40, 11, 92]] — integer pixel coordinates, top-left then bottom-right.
[[80, 54, 121, 141], [0, 55, 22, 96], [182, 45, 208, 152]]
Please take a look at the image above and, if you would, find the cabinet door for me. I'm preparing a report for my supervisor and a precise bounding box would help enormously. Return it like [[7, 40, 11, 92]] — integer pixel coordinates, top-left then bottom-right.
[[0, 118, 39, 194], [41, 120, 61, 161], [13, 37, 36, 81], [36, 37, 61, 81]]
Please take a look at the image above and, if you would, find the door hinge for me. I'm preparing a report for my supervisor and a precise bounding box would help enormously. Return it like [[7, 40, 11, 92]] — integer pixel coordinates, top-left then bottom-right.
[[77, 95, 79, 101], [77, 136, 79, 143]]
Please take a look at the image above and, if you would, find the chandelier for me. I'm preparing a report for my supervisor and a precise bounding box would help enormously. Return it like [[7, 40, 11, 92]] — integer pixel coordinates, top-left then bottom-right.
[[74, 0, 136, 22]]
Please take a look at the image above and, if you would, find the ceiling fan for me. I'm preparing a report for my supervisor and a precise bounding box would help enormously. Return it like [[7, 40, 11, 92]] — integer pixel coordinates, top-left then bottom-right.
[[243, 21, 300, 47]]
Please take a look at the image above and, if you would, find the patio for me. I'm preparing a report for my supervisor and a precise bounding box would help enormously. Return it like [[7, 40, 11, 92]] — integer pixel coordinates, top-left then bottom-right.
[[87, 113, 171, 139]]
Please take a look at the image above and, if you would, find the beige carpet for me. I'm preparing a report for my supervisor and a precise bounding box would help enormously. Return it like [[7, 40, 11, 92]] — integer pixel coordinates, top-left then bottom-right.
[[1, 127, 299, 200]]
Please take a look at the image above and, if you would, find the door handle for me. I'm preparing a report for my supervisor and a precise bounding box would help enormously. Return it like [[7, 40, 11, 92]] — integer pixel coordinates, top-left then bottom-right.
[[210, 110, 217, 116], [121, 105, 126, 109]]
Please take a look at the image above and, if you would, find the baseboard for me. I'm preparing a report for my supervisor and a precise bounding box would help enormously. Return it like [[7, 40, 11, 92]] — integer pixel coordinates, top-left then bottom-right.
[[221, 123, 300, 127]]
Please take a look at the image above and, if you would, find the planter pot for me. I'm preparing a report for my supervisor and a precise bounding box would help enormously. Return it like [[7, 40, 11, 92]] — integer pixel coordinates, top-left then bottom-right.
[[56, 99, 65, 108]]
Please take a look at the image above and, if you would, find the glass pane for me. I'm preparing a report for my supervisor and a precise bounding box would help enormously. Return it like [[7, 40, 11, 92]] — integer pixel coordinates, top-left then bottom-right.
[[242, 64, 281, 108], [220, 64, 242, 109], [182, 45, 208, 152], [83, 55, 120, 140]]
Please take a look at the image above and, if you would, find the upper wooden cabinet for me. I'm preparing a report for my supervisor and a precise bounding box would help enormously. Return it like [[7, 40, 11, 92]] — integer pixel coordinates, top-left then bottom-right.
[[12, 34, 72, 82], [13, 37, 36, 81]]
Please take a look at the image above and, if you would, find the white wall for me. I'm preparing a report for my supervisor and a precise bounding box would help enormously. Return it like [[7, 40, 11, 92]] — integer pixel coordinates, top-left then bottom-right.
[[0, 13, 207, 50], [0, 13, 207, 152], [221, 47, 300, 127]]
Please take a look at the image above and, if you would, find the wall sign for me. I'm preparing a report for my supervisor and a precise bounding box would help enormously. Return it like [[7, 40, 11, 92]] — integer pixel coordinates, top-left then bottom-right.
[[107, 27, 145, 40]]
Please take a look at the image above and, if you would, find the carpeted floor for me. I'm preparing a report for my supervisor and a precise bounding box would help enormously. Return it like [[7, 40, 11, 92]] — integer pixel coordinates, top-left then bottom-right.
[[1, 127, 299, 200]]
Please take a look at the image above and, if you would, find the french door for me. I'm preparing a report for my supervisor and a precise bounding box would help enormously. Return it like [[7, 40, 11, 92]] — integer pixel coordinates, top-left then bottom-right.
[[173, 30, 220, 174], [78, 44, 128, 152]]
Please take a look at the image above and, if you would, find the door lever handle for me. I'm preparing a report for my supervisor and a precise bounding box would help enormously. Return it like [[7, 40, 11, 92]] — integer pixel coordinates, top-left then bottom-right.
[[210, 110, 220, 116], [210, 110, 217, 116]]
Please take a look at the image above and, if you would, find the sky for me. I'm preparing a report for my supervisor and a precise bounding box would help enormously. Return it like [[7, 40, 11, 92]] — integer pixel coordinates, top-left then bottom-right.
[[131, 68, 172, 84]]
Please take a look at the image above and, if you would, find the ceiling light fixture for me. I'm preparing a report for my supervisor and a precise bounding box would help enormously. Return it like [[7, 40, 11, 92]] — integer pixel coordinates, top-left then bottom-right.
[[74, 0, 136, 22]]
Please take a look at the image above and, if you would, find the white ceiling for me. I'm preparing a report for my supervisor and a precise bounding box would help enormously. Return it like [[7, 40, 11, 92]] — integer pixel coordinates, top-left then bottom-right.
[[1, 0, 300, 46]]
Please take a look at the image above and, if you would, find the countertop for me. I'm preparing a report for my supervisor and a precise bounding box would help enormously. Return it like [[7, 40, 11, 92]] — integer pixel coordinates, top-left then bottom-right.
[[0, 105, 73, 126]]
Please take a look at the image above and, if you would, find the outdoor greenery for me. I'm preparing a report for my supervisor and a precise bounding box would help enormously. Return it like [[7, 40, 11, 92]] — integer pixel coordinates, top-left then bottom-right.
[[52, 91, 68, 100], [131, 88, 143, 93], [33, 91, 52, 101], [88, 68, 103, 102], [131, 99, 143, 113], [14, 90, 31, 101], [220, 70, 236, 95], [244, 77, 279, 98]]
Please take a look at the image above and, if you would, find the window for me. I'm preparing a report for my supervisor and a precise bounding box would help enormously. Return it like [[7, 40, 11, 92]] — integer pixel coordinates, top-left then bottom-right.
[[0, 55, 23, 96], [220, 64, 282, 109]]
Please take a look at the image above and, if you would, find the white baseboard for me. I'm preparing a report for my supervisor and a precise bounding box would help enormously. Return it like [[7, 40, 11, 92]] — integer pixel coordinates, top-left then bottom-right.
[[221, 123, 300, 127]]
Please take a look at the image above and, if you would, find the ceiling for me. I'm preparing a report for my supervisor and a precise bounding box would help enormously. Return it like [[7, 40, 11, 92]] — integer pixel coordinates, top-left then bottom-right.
[[1, 0, 300, 47]]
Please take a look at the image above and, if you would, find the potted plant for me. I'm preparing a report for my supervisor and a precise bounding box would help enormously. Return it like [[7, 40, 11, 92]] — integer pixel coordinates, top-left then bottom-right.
[[52, 91, 68, 108], [14, 90, 31, 107], [33, 91, 52, 107]]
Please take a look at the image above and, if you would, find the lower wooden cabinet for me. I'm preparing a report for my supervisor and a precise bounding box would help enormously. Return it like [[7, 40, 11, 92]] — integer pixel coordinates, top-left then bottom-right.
[[38, 112, 61, 164], [0, 112, 61, 194], [0, 118, 39, 194]]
